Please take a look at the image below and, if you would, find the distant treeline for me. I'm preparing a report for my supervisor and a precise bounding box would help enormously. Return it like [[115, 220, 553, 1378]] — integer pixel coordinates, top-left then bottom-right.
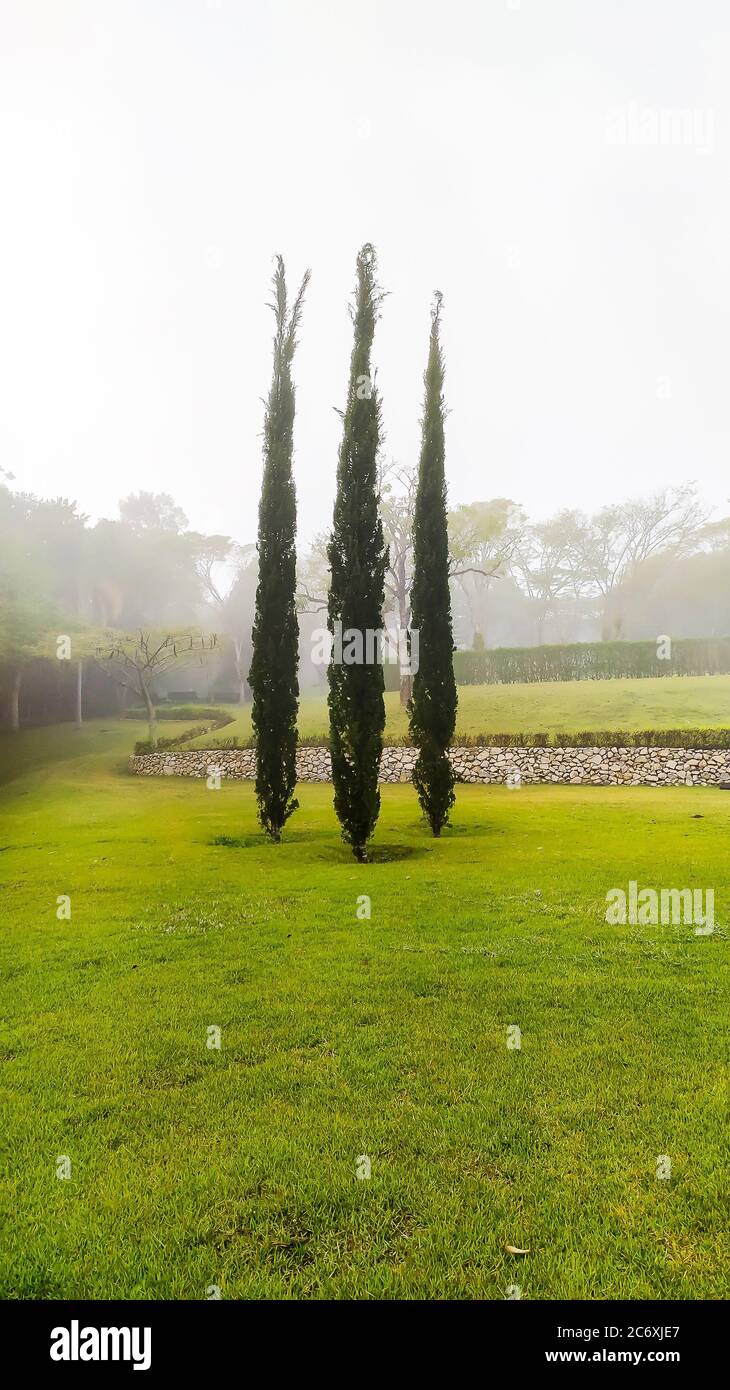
[[451, 637, 730, 686]]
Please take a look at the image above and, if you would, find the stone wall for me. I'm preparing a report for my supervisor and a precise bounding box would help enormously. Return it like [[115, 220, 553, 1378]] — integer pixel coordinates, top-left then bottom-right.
[[128, 745, 730, 786]]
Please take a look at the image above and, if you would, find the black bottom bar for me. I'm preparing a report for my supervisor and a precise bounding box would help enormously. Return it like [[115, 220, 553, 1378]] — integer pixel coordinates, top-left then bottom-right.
[[1, 1298, 722, 1375]]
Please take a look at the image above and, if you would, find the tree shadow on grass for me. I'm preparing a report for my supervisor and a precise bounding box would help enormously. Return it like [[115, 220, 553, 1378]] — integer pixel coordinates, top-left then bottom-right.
[[209, 832, 428, 862], [436, 820, 504, 836], [210, 829, 335, 849], [366, 843, 428, 863], [315, 841, 429, 865]]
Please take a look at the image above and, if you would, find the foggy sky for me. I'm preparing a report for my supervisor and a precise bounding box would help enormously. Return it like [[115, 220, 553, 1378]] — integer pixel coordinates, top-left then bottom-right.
[[0, 0, 728, 545]]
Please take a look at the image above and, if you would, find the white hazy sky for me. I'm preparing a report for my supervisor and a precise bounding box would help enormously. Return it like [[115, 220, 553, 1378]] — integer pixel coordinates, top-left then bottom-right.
[[0, 0, 728, 545]]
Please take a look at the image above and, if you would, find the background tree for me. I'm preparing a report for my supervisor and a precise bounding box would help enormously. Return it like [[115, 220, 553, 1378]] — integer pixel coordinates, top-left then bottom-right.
[[31, 496, 93, 725], [448, 498, 524, 643], [577, 485, 708, 638], [294, 532, 331, 693], [191, 533, 257, 702], [0, 549, 57, 729], [88, 507, 202, 631], [409, 292, 457, 835], [506, 486, 708, 644], [327, 244, 387, 862], [512, 517, 577, 644], [220, 555, 257, 702], [380, 472, 523, 701], [380, 461, 417, 703], [95, 629, 216, 746], [0, 485, 85, 729], [118, 491, 189, 534], [299, 489, 523, 670], [296, 531, 329, 616], [248, 255, 309, 841], [604, 544, 730, 642]]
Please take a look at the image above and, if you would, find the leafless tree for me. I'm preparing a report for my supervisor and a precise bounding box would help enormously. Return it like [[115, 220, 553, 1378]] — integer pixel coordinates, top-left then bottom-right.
[[512, 518, 578, 645], [96, 629, 216, 745], [580, 484, 708, 596], [448, 498, 525, 642], [576, 484, 708, 638]]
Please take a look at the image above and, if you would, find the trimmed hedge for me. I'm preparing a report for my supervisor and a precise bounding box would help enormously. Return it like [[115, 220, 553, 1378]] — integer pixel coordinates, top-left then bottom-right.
[[180, 727, 730, 753], [132, 706, 234, 755], [126, 705, 234, 724], [133, 724, 213, 755], [452, 728, 730, 748], [453, 637, 730, 685], [552, 727, 730, 749], [455, 728, 730, 749], [347, 637, 730, 690]]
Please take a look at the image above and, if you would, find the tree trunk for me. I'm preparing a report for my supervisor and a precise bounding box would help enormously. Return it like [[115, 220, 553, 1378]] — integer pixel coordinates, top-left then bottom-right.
[[140, 678, 157, 747], [75, 659, 84, 728], [233, 639, 250, 704], [398, 588, 412, 706], [9, 666, 22, 731]]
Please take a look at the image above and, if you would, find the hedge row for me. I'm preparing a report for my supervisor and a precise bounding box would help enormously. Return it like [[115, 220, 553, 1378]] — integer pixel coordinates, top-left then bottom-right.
[[132, 706, 234, 755], [133, 724, 214, 755], [188, 732, 331, 751], [127, 705, 234, 724], [159, 727, 730, 753], [452, 637, 730, 685], [453, 728, 730, 749]]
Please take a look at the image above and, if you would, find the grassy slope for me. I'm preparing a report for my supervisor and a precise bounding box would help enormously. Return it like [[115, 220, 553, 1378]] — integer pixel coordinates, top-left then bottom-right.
[[186, 674, 730, 745], [0, 720, 196, 789], [1, 726, 727, 1299]]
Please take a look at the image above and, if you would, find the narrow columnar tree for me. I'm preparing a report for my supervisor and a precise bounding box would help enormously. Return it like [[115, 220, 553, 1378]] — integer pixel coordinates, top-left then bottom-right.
[[249, 256, 309, 841], [409, 292, 458, 834], [327, 244, 387, 861]]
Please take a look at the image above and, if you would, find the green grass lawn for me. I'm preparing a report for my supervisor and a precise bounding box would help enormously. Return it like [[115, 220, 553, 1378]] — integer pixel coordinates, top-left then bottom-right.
[[0, 720, 196, 789], [1, 721, 727, 1299], [186, 673, 730, 745]]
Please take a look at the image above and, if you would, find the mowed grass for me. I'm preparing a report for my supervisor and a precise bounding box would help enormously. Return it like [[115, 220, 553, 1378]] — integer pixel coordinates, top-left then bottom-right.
[[0, 722, 728, 1300], [186, 673, 730, 745], [0, 720, 196, 789]]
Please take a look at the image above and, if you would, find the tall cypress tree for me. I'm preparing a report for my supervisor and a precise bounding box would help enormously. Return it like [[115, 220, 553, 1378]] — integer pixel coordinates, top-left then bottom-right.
[[249, 256, 309, 841], [327, 244, 387, 862], [409, 292, 458, 835]]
